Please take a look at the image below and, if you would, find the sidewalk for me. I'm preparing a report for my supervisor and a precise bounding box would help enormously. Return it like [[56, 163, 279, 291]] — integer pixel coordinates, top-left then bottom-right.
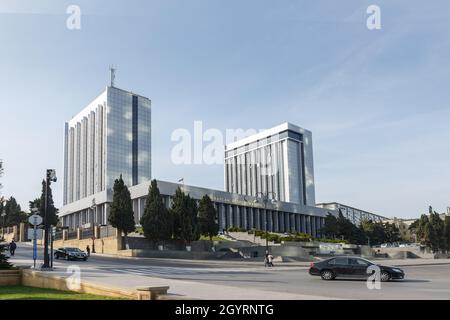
[[84, 273, 339, 300]]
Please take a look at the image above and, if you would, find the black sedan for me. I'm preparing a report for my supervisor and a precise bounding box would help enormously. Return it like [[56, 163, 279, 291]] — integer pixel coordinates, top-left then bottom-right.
[[54, 247, 88, 261], [309, 256, 405, 282]]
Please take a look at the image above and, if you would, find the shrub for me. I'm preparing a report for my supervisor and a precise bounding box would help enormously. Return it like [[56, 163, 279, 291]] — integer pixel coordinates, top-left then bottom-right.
[[0, 244, 13, 270], [227, 227, 246, 232]]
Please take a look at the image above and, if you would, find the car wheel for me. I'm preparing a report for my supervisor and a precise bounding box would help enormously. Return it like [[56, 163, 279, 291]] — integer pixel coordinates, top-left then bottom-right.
[[66, 255, 70, 261], [83, 258, 87, 261], [55, 254, 59, 259], [380, 271, 391, 282], [320, 270, 335, 281]]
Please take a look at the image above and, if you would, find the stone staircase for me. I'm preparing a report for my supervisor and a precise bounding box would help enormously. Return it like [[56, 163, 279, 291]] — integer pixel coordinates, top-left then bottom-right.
[[226, 232, 278, 246]]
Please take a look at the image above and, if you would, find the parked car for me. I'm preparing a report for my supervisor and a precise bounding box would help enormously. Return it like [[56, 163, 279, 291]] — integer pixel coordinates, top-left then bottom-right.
[[309, 256, 405, 282], [54, 247, 88, 261]]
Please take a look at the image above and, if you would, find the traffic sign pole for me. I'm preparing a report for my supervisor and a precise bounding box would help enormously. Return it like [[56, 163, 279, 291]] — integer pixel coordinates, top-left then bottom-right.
[[28, 214, 43, 269], [33, 225, 37, 269]]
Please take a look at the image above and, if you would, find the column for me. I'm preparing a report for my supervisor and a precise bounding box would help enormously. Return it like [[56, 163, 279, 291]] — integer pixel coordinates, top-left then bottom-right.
[[262, 209, 267, 232], [290, 214, 295, 233], [248, 207, 254, 229], [254, 208, 260, 230], [218, 204, 226, 231], [279, 212, 285, 232], [284, 213, 290, 233], [228, 205, 233, 228], [267, 211, 273, 232], [311, 216, 316, 237], [273, 211, 279, 232], [235, 206, 240, 228], [243, 207, 248, 230], [305, 216, 310, 235], [295, 215, 300, 233]]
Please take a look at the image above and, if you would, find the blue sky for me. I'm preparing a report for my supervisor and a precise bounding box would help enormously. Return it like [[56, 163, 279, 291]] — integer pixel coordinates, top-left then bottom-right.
[[0, 0, 449, 218]]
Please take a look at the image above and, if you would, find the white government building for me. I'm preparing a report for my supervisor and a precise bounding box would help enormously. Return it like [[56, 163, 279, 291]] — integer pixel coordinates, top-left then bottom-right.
[[59, 85, 386, 236]]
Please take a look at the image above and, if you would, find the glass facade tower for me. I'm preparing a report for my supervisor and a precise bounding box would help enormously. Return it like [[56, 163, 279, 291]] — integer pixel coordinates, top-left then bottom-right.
[[63, 86, 151, 206]]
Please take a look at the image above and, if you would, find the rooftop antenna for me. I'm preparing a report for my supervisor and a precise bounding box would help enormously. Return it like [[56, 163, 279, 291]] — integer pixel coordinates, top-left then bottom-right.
[[109, 65, 116, 87]]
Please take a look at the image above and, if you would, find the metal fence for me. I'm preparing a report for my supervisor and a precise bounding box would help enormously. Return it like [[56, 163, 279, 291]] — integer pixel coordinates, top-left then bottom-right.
[[81, 228, 93, 239], [54, 231, 63, 241], [100, 225, 116, 238], [67, 230, 78, 240], [0, 227, 15, 235]]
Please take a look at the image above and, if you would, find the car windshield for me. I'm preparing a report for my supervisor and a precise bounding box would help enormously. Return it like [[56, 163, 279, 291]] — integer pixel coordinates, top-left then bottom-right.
[[65, 248, 81, 252]]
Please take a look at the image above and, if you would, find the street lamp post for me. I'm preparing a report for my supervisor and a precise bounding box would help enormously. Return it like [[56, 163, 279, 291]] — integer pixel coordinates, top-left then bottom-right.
[[42, 169, 57, 270], [90, 198, 96, 254], [253, 191, 277, 254]]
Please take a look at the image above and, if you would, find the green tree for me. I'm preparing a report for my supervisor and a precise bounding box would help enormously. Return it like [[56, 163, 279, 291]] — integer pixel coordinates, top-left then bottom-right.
[[320, 213, 339, 239], [444, 216, 450, 252], [29, 198, 41, 213], [336, 211, 365, 244], [108, 175, 136, 247], [384, 222, 401, 243], [4, 197, 27, 227], [198, 194, 219, 241], [429, 211, 445, 253], [170, 188, 199, 245], [140, 180, 172, 245], [0, 243, 13, 269], [416, 215, 428, 242], [39, 180, 59, 227]]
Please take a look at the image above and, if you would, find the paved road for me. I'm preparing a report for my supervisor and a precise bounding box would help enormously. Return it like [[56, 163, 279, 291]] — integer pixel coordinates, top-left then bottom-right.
[[9, 244, 450, 300]]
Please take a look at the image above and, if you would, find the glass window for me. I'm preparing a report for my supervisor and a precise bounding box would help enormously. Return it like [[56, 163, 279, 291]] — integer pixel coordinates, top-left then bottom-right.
[[330, 257, 348, 265], [349, 258, 370, 266]]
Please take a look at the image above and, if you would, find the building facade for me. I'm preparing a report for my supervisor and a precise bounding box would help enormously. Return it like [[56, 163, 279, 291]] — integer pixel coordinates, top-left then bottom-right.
[[224, 123, 315, 206], [63, 86, 152, 222], [316, 202, 387, 225], [59, 85, 383, 238], [60, 180, 331, 237]]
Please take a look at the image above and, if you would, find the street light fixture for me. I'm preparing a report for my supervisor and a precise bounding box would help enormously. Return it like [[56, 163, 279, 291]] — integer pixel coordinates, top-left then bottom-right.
[[253, 191, 277, 254]]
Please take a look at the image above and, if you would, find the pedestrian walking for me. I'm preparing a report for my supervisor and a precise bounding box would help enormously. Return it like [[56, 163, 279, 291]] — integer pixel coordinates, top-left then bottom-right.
[[86, 245, 91, 257], [9, 240, 17, 256], [268, 254, 274, 267], [264, 250, 270, 267]]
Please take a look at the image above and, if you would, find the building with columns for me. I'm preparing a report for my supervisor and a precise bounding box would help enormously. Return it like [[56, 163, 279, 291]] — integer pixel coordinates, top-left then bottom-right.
[[59, 85, 386, 237], [224, 123, 315, 206], [60, 179, 330, 237]]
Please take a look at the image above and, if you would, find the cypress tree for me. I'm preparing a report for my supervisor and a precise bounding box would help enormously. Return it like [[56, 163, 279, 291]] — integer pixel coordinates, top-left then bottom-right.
[[170, 188, 199, 245], [108, 175, 136, 243], [39, 180, 58, 227], [198, 194, 219, 241], [140, 180, 172, 246]]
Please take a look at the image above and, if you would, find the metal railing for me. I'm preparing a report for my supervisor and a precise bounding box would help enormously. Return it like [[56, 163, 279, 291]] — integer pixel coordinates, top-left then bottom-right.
[[81, 228, 93, 239], [67, 230, 78, 240], [54, 231, 63, 241], [100, 225, 116, 238]]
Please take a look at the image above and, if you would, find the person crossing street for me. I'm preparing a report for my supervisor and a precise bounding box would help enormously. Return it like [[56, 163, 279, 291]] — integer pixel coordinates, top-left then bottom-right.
[[9, 240, 17, 256]]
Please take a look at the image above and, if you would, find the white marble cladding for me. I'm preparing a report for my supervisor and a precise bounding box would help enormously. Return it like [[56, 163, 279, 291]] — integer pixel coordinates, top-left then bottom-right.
[[224, 122, 316, 206]]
